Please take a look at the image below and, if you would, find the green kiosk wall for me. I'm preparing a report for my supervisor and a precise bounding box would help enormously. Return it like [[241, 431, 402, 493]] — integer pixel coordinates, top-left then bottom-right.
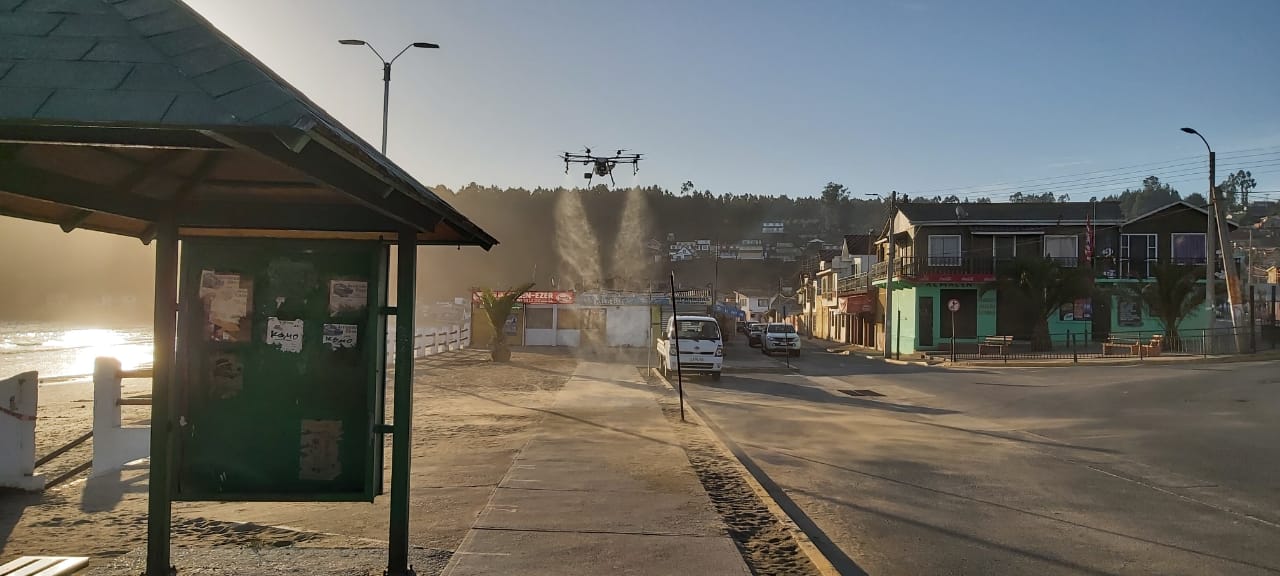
[[175, 238, 387, 502]]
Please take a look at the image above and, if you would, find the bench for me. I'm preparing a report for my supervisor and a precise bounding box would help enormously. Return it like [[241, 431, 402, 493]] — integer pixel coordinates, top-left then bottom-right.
[[1103, 335, 1163, 357], [977, 336, 1013, 355], [0, 556, 88, 576]]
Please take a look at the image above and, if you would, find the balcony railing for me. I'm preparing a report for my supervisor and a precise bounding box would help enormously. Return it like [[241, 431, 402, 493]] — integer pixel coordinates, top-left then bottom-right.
[[864, 256, 1223, 283]]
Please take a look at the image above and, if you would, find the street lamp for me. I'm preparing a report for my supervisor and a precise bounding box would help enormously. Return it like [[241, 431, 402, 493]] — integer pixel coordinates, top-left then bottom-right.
[[1181, 127, 1218, 322], [1182, 127, 1217, 322], [339, 39, 440, 154], [1183, 127, 1247, 347]]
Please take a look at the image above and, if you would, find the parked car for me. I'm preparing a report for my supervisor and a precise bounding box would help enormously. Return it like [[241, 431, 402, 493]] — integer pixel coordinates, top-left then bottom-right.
[[747, 323, 765, 347], [761, 323, 800, 356]]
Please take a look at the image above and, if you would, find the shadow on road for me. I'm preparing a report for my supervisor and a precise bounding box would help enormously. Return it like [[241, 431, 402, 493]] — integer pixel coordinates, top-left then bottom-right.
[[696, 375, 960, 415], [762, 450, 1280, 575]]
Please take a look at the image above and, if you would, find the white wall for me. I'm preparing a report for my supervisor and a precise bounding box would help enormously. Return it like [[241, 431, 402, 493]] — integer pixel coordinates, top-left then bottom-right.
[[606, 306, 651, 347], [555, 330, 581, 347], [525, 329, 557, 346], [0, 371, 43, 490]]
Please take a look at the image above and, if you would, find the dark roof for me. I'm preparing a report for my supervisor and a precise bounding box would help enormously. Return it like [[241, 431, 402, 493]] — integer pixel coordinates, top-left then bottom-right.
[[1126, 200, 1239, 230], [818, 249, 840, 262], [842, 234, 873, 254], [896, 201, 1124, 224], [0, 0, 495, 247]]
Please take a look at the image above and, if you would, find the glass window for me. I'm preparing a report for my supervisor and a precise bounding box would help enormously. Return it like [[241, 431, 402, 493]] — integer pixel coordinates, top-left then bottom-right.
[[1172, 233, 1206, 263], [758, 298, 769, 307], [674, 319, 721, 340], [767, 324, 796, 334], [525, 307, 553, 329], [1044, 235, 1079, 262], [928, 235, 961, 266], [556, 308, 580, 329]]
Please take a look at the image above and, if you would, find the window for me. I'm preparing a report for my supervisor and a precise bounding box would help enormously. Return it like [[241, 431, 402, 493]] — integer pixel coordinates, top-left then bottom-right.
[[1121, 234, 1158, 278], [1171, 233, 1206, 264], [556, 308, 580, 329], [524, 307, 553, 329], [928, 235, 961, 266], [758, 298, 769, 308], [767, 324, 796, 334], [1044, 235, 1079, 266], [673, 319, 721, 340]]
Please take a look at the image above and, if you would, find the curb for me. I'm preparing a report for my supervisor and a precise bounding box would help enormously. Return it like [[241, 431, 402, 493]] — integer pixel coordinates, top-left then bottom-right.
[[932, 351, 1280, 368], [650, 368, 848, 576]]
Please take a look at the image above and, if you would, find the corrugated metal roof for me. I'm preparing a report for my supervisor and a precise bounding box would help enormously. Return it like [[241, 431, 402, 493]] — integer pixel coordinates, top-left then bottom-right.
[[0, 0, 495, 247]]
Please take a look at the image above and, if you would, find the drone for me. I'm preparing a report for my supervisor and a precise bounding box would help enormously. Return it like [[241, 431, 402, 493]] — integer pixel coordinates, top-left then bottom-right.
[[561, 147, 642, 186]]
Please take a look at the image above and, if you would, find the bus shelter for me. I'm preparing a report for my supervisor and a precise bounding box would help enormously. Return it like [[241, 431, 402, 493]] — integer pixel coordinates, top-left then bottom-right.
[[0, 1, 496, 574]]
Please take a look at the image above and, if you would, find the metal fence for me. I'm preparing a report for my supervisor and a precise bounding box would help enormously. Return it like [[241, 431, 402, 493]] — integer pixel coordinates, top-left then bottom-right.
[[939, 324, 1278, 363]]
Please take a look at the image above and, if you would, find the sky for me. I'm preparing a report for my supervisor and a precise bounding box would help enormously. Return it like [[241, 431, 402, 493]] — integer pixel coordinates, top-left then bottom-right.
[[177, 0, 1280, 201]]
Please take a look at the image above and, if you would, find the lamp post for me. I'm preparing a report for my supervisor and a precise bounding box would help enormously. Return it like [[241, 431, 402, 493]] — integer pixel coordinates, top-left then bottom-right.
[[1183, 127, 1246, 349], [339, 39, 439, 155], [1181, 127, 1216, 322]]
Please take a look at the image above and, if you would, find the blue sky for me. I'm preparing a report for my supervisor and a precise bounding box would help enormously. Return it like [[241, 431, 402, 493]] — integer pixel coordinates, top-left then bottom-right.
[[186, 0, 1280, 201]]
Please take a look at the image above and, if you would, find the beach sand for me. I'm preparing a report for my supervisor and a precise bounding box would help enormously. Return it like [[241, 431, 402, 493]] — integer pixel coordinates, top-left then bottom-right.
[[1, 349, 577, 574]]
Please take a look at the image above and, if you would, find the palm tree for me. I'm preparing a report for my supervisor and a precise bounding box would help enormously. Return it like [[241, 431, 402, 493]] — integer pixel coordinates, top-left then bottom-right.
[[1115, 263, 1204, 350], [477, 282, 535, 362], [982, 256, 1091, 351]]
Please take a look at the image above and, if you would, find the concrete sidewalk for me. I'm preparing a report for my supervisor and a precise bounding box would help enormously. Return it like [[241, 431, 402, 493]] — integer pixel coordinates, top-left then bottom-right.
[[441, 361, 750, 576]]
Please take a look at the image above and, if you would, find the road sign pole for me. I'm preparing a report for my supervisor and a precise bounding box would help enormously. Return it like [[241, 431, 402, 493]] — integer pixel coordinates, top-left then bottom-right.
[[670, 271, 685, 422], [947, 298, 960, 363]]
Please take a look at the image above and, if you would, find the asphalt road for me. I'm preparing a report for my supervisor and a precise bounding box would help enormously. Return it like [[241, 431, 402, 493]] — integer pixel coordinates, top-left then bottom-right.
[[685, 336, 1280, 576]]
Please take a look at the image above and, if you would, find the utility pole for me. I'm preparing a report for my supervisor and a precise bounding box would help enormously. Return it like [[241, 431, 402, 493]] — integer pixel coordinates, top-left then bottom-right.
[[1212, 181, 1247, 350], [883, 191, 897, 358]]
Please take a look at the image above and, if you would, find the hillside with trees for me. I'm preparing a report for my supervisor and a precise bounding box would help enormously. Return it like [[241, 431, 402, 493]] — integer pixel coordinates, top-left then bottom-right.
[[417, 176, 1279, 301]]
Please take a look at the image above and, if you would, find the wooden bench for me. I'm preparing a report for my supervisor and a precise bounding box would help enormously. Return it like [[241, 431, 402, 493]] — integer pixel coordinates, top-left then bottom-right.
[[977, 335, 1013, 355], [1103, 335, 1163, 357], [0, 556, 88, 576]]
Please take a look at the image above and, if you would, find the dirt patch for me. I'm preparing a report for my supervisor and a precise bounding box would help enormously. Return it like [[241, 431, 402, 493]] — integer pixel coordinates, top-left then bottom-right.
[[653, 387, 820, 575], [2, 349, 577, 573]]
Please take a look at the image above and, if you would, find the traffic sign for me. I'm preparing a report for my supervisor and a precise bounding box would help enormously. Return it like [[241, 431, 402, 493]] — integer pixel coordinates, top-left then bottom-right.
[[947, 298, 960, 312]]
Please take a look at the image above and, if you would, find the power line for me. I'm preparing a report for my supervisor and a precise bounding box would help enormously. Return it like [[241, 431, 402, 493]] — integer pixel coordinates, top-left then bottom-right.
[[903, 144, 1280, 198], [929, 160, 1280, 201]]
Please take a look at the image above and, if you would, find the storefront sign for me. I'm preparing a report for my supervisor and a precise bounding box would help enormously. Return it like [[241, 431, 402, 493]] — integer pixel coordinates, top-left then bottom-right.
[[473, 290, 575, 305], [917, 273, 996, 283], [840, 295, 874, 314]]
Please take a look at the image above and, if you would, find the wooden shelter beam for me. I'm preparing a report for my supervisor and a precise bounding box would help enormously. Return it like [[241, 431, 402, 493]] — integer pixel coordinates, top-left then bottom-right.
[[199, 130, 442, 234]]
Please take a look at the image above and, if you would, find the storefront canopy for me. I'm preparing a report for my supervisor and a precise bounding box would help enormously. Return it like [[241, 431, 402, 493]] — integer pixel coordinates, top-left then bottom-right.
[[0, 0, 495, 248]]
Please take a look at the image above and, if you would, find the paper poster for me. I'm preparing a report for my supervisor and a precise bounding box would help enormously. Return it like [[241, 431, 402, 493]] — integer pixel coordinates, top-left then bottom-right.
[[266, 317, 304, 353], [200, 270, 252, 342], [328, 279, 368, 316], [299, 419, 342, 481], [322, 323, 358, 350]]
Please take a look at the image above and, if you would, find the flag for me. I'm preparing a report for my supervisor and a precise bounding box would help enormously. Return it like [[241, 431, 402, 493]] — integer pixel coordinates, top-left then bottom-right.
[[1084, 212, 1094, 264]]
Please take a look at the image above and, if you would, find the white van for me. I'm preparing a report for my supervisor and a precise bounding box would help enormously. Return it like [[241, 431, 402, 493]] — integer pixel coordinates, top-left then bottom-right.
[[655, 315, 723, 380]]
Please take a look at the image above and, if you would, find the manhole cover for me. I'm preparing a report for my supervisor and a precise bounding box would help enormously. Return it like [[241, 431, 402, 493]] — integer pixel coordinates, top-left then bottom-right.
[[839, 389, 884, 397]]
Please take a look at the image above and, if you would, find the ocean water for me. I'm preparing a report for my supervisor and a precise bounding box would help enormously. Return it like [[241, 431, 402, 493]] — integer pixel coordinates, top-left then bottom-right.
[[0, 321, 153, 381]]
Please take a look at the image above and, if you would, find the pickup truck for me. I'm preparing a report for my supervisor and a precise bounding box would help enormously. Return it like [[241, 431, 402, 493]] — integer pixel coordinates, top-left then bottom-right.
[[656, 315, 723, 380]]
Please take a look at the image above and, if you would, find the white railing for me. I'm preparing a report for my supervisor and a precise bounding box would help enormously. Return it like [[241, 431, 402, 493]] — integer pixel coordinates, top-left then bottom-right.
[[92, 357, 151, 477], [0, 371, 42, 490], [386, 324, 472, 365]]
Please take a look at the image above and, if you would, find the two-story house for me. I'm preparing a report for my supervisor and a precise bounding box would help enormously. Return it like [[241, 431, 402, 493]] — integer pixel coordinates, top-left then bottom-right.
[[733, 291, 772, 322], [861, 200, 1235, 355]]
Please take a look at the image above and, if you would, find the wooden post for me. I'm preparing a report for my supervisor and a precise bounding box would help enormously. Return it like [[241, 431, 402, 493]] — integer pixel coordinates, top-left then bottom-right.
[[388, 233, 416, 576], [145, 215, 178, 576]]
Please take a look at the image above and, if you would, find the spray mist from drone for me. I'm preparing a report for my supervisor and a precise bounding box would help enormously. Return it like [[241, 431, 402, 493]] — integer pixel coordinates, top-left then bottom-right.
[[612, 170, 653, 290]]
